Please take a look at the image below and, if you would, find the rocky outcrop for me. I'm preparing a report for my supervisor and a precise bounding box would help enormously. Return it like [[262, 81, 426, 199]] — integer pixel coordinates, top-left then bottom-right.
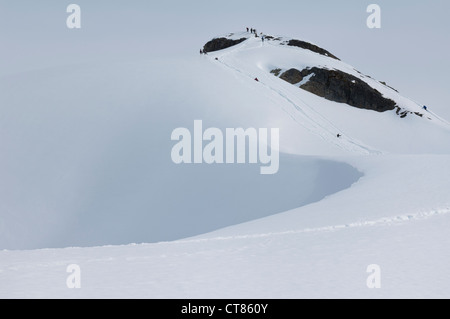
[[203, 37, 247, 53], [270, 68, 282, 76], [287, 40, 340, 60], [279, 68, 304, 84], [396, 107, 424, 118], [278, 67, 397, 112]]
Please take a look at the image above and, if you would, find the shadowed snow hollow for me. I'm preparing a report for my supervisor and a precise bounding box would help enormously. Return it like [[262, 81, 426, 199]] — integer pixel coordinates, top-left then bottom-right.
[[0, 59, 361, 250]]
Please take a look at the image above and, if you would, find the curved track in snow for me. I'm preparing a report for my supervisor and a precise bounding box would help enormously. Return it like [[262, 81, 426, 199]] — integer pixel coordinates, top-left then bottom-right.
[[177, 207, 450, 243]]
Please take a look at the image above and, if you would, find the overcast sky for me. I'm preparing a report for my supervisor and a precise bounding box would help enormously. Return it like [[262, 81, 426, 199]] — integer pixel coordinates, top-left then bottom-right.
[[1, 0, 449, 118]]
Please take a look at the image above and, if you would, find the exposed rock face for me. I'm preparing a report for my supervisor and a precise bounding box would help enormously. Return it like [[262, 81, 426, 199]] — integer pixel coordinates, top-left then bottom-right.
[[278, 67, 397, 112], [203, 37, 247, 53], [396, 107, 424, 118], [279, 68, 304, 84], [270, 68, 282, 76], [287, 40, 340, 60]]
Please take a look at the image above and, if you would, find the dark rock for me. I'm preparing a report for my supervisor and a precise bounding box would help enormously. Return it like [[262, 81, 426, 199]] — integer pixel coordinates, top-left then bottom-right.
[[203, 37, 247, 53], [265, 36, 282, 41], [270, 68, 282, 77], [287, 39, 340, 60], [279, 68, 305, 84], [279, 67, 397, 112]]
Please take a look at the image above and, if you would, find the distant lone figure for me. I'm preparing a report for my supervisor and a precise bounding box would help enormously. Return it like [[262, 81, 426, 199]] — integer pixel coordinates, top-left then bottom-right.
[[255, 78, 259, 82], [246, 27, 249, 32], [200, 49, 203, 54], [423, 105, 428, 111], [337, 134, 342, 138]]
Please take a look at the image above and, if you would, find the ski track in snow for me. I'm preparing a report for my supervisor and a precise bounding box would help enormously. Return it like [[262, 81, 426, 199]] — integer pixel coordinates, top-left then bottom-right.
[[208, 38, 382, 155], [175, 207, 450, 244]]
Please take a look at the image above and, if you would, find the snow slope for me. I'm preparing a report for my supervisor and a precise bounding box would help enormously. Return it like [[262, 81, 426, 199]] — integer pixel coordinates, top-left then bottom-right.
[[207, 32, 450, 154], [1, 31, 450, 298]]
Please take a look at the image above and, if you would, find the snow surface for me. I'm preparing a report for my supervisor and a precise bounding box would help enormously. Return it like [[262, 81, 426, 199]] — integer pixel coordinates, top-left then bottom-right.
[[1, 32, 450, 298]]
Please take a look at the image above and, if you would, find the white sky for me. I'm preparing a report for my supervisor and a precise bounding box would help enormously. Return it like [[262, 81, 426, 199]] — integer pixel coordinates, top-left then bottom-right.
[[1, 0, 449, 119]]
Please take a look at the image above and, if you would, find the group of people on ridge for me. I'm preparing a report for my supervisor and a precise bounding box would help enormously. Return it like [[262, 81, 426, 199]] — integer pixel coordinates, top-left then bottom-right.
[[246, 27, 265, 42]]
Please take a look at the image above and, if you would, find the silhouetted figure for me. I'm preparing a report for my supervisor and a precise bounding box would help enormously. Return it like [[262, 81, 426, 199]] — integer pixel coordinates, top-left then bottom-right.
[[337, 134, 342, 138], [423, 105, 428, 111], [246, 27, 249, 32], [255, 78, 259, 82], [215, 57, 218, 61], [200, 49, 203, 54]]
